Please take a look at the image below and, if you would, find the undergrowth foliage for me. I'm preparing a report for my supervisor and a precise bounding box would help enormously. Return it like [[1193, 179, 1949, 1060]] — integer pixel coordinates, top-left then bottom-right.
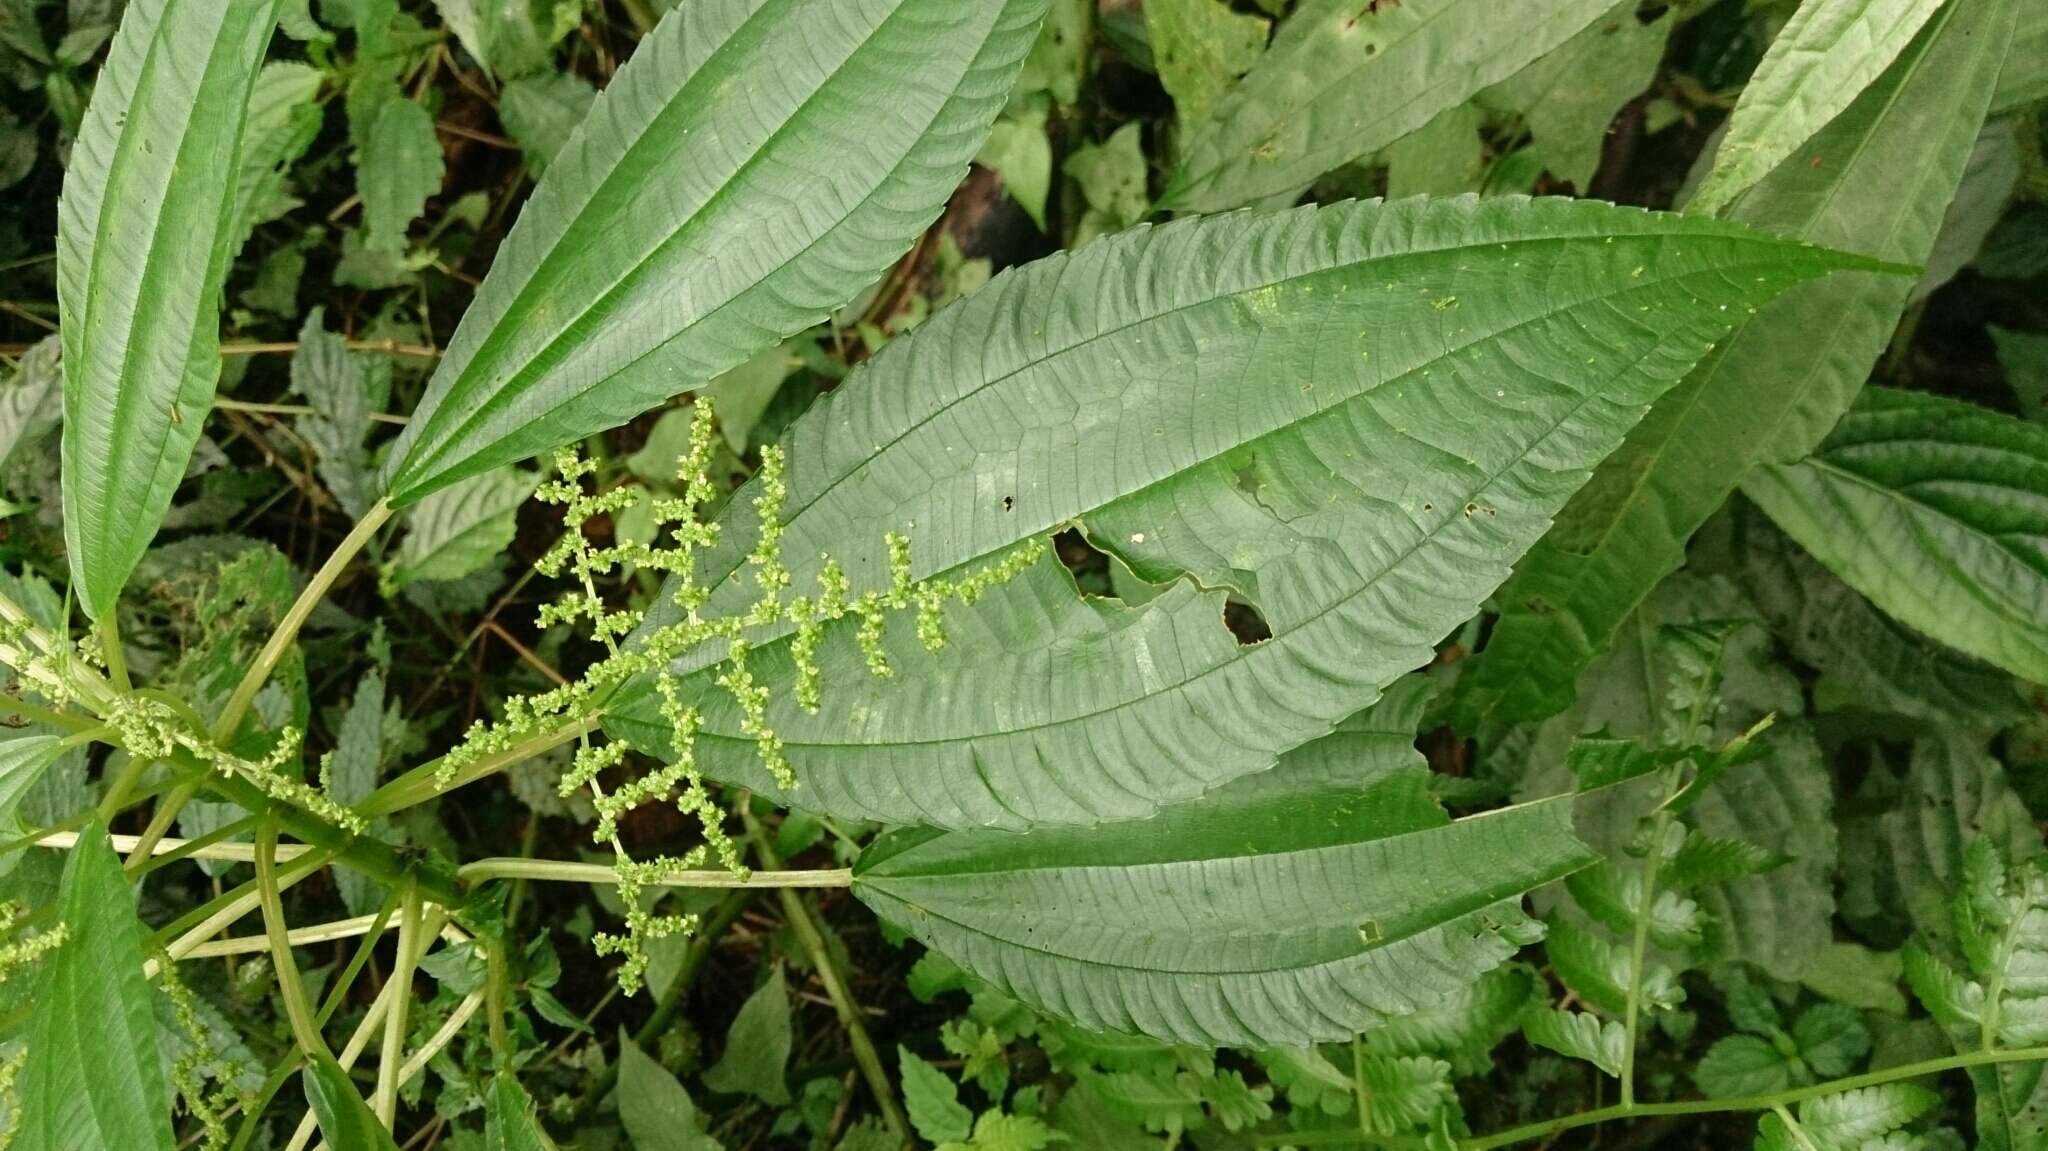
[[0, 0, 2042, 1148]]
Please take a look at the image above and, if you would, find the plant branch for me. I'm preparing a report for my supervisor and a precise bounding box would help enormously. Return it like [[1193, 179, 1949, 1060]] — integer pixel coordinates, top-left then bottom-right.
[[357, 714, 597, 817], [257, 819, 333, 1062], [458, 856, 852, 888], [373, 881, 423, 1127], [1264, 1044, 2048, 1149], [214, 498, 394, 743]]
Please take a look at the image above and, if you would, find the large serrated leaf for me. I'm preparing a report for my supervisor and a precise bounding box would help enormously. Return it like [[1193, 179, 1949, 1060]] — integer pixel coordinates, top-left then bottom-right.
[[852, 679, 1595, 1048], [1158, 0, 1613, 213], [379, 0, 1049, 506], [58, 0, 283, 620], [17, 822, 176, 1151], [1993, 1, 2048, 113], [607, 195, 1891, 830], [1690, 0, 1946, 215], [1447, 0, 2016, 732], [1744, 388, 2048, 685]]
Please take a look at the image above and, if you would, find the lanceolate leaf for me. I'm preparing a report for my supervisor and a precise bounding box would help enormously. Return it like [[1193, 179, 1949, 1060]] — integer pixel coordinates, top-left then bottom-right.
[[1690, 0, 1946, 215], [851, 680, 1597, 1047], [58, 0, 284, 619], [1743, 388, 2048, 685], [302, 1055, 402, 1151], [608, 195, 1890, 830], [1447, 0, 2016, 732], [379, 0, 1049, 506], [1158, 0, 1614, 213], [17, 822, 176, 1151]]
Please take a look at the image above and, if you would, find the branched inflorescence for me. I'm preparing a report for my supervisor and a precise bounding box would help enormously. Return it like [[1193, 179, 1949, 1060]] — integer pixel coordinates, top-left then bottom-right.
[[430, 399, 1043, 991]]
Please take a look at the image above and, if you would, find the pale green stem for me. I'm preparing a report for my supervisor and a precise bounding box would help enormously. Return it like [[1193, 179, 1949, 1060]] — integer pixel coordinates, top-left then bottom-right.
[[373, 880, 422, 1127], [458, 856, 852, 888], [357, 714, 597, 817], [257, 819, 332, 1062], [95, 614, 130, 693], [1620, 804, 1671, 1108], [121, 780, 199, 872], [743, 805, 909, 1145], [214, 498, 393, 743]]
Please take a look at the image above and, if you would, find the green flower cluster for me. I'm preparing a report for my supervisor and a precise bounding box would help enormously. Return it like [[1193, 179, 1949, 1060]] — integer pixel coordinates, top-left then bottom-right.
[[429, 399, 1044, 991]]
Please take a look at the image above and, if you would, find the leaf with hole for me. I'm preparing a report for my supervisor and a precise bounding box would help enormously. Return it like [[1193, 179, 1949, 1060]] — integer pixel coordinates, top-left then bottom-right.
[[606, 195, 1894, 831]]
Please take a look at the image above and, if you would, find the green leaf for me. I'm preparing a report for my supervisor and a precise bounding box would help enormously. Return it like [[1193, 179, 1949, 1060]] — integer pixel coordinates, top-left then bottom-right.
[[1351, 1054, 1453, 1136], [1381, 104, 1485, 200], [380, 0, 1050, 506], [1520, 1008, 1624, 1077], [609, 196, 1892, 831], [1691, 0, 1946, 214], [1793, 1002, 1871, 1077], [1802, 943, 1909, 1017], [1666, 832, 1788, 892], [1143, 0, 1267, 136], [359, 96, 444, 253], [1254, 1046, 1352, 1114], [1992, 325, 2048, 425], [17, 822, 175, 1151], [1476, 0, 1675, 191], [1993, 0, 2048, 113], [1735, 505, 2028, 730], [498, 70, 596, 177], [1695, 1034, 1794, 1099], [328, 668, 387, 913], [0, 734, 64, 830], [854, 680, 1591, 1047], [1742, 388, 2048, 685], [976, 109, 1052, 231], [1800, 1085, 1940, 1150], [0, 336, 62, 471], [701, 964, 792, 1105], [618, 1039, 724, 1151], [228, 61, 325, 262], [702, 345, 799, 455], [485, 1076, 558, 1151], [942, 1112, 1070, 1151], [302, 1055, 402, 1151], [1545, 917, 1683, 1018], [900, 1047, 973, 1145], [391, 467, 537, 589], [1364, 964, 1538, 1076], [57, 0, 285, 620], [292, 308, 394, 521], [1161, 0, 1614, 211], [1065, 121, 1148, 232], [1567, 862, 1704, 951], [1447, 0, 2017, 731]]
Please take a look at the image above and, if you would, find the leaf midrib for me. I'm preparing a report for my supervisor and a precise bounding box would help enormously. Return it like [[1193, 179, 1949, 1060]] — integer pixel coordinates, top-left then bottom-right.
[[394, 0, 974, 495]]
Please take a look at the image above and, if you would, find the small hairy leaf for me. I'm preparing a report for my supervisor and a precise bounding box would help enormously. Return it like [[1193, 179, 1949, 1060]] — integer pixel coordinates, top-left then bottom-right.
[[1545, 918, 1683, 1018], [392, 467, 537, 589], [701, 964, 792, 1105], [17, 822, 175, 1151], [57, 0, 284, 619], [618, 1039, 723, 1151], [1364, 964, 1538, 1076], [1520, 1008, 1624, 1077], [1743, 387, 2048, 685], [900, 1047, 973, 1146], [1696, 1034, 1793, 1099], [358, 96, 444, 253]]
